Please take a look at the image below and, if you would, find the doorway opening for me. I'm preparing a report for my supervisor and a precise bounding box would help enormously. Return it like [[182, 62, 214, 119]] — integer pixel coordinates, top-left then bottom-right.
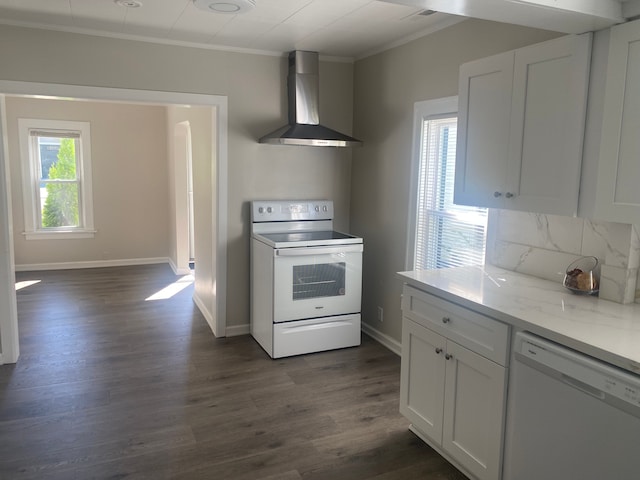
[[0, 82, 228, 364], [173, 121, 195, 275]]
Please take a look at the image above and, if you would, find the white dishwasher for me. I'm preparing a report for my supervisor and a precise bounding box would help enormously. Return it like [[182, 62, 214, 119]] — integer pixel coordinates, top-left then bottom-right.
[[503, 332, 640, 480]]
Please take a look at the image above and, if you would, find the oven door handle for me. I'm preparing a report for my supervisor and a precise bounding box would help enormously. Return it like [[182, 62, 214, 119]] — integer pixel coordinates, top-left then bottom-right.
[[275, 244, 363, 257]]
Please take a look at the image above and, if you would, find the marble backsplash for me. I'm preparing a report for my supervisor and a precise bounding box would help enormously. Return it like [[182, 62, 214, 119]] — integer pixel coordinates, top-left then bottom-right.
[[486, 209, 640, 304]]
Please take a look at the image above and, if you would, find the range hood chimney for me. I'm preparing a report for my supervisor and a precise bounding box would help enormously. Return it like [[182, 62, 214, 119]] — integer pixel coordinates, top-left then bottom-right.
[[259, 51, 362, 147]]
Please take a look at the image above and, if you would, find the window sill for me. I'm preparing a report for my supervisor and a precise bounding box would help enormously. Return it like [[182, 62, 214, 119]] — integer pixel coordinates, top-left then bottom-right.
[[23, 229, 97, 240]]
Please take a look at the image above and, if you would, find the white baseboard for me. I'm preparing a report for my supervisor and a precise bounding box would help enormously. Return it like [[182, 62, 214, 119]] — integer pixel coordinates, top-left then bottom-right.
[[193, 292, 218, 337], [361, 322, 401, 356], [15, 257, 170, 272], [168, 258, 191, 276], [225, 323, 250, 337], [0, 353, 3, 365]]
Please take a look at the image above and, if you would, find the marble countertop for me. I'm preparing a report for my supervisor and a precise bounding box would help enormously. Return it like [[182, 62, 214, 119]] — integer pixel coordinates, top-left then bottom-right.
[[398, 265, 640, 375]]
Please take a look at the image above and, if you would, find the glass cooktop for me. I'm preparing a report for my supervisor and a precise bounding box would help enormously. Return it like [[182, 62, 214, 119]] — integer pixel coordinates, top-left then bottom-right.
[[260, 231, 354, 243], [253, 230, 362, 248]]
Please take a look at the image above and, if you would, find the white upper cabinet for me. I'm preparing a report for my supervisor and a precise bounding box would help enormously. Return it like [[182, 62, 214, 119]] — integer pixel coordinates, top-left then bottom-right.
[[594, 20, 640, 224], [455, 51, 514, 209], [455, 34, 592, 215]]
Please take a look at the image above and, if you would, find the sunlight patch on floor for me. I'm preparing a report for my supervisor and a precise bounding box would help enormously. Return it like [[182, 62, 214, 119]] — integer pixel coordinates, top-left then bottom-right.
[[145, 274, 194, 301], [15, 280, 41, 291]]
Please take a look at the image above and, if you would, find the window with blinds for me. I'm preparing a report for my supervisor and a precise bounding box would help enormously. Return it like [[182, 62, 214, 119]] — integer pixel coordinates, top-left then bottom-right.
[[413, 113, 487, 270]]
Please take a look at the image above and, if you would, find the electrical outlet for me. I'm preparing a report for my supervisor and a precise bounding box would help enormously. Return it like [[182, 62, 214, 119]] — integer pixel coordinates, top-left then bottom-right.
[[377, 306, 384, 322]]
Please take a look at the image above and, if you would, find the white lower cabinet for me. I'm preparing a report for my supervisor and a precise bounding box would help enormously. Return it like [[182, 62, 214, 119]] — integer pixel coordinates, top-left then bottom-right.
[[441, 339, 507, 480], [401, 319, 446, 442], [400, 286, 509, 480]]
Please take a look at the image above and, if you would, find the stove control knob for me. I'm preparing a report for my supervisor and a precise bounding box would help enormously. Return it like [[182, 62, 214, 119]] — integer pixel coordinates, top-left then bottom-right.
[[322, 205, 328, 212], [258, 207, 264, 214], [315, 206, 320, 212], [266, 207, 273, 213]]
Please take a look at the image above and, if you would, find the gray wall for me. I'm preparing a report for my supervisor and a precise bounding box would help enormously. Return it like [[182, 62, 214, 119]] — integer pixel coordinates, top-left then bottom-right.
[[351, 19, 561, 344]]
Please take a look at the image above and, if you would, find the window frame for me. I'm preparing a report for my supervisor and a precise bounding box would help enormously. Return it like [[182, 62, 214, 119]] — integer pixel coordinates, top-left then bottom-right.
[[18, 118, 95, 240], [405, 96, 487, 271]]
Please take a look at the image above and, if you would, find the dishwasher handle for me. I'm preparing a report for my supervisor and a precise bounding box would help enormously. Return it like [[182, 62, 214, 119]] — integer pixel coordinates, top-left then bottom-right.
[[560, 374, 606, 401]]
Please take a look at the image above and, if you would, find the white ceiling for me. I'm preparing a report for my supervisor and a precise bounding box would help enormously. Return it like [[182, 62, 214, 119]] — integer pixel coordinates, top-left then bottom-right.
[[0, 0, 637, 61], [0, 0, 465, 60]]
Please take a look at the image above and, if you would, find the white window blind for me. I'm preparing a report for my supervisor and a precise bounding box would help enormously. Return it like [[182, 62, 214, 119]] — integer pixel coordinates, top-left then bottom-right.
[[414, 115, 487, 270]]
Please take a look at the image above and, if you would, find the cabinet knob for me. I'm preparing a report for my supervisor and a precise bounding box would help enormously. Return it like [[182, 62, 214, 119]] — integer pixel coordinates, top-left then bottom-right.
[[493, 191, 502, 198], [505, 192, 514, 198], [435, 347, 443, 354], [442, 317, 450, 324], [445, 353, 453, 360]]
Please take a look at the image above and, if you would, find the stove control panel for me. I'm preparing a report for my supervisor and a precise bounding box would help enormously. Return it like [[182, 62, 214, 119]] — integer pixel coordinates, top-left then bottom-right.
[[252, 200, 334, 222]]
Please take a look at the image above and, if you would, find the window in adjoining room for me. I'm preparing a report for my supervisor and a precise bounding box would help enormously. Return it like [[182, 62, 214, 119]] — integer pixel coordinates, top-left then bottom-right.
[[18, 119, 95, 240]]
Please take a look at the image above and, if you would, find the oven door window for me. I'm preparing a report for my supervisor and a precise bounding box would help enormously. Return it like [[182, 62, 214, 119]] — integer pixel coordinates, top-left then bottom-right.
[[273, 249, 362, 323], [293, 262, 345, 300]]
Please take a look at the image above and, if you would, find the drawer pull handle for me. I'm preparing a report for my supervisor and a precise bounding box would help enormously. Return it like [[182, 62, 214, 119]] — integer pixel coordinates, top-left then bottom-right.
[[442, 317, 450, 324], [445, 353, 453, 360], [435, 347, 443, 354]]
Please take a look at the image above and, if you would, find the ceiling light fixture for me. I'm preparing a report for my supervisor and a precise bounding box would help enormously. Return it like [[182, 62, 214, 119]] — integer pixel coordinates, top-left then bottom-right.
[[193, 0, 256, 14], [115, 0, 143, 8]]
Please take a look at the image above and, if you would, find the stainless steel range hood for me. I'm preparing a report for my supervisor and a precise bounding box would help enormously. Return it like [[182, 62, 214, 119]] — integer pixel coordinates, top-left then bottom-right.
[[259, 51, 362, 147]]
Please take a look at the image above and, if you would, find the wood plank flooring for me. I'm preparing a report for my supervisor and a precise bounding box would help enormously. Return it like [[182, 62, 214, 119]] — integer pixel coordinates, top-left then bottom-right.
[[1, 264, 467, 479]]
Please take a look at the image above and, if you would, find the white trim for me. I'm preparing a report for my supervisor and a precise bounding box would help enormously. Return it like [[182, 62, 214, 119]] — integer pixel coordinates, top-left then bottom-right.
[[0, 19, 290, 59], [168, 257, 191, 276], [14, 257, 169, 272], [0, 95, 19, 364], [0, 20, 353, 64], [0, 81, 226, 108], [193, 292, 216, 336], [23, 230, 96, 240], [0, 80, 229, 360], [405, 96, 458, 271], [0, 353, 3, 365], [361, 322, 402, 356], [214, 105, 228, 338], [172, 121, 193, 275], [225, 324, 250, 337], [18, 118, 95, 237]]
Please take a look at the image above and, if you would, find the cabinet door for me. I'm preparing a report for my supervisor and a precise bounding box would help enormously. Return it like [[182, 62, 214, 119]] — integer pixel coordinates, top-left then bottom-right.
[[507, 34, 591, 216], [455, 51, 514, 209], [595, 20, 640, 224], [442, 341, 507, 480], [400, 318, 446, 445]]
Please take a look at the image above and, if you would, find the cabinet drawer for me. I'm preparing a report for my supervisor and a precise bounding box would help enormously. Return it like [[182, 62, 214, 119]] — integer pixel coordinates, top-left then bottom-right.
[[402, 285, 510, 366]]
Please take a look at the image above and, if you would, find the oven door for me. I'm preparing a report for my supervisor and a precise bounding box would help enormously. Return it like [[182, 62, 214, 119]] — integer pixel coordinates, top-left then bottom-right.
[[273, 244, 363, 323]]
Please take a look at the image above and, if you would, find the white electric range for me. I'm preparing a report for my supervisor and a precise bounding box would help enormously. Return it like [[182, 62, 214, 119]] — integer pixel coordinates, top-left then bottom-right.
[[250, 200, 363, 358]]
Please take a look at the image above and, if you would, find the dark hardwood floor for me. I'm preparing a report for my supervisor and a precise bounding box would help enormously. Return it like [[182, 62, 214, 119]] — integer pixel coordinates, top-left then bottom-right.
[[0, 264, 466, 480]]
